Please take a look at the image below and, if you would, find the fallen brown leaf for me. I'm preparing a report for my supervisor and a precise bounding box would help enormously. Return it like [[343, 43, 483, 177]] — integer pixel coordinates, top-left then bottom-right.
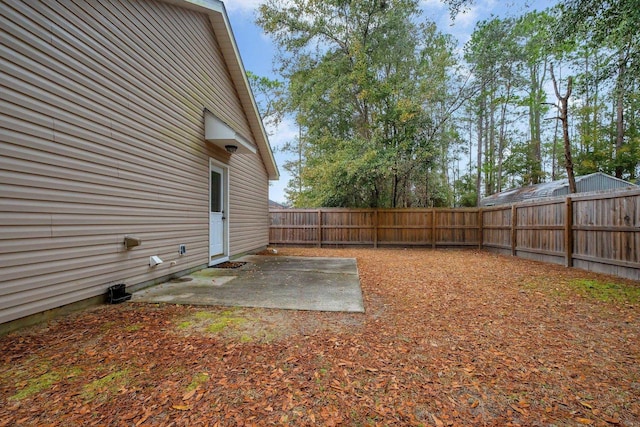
[[171, 404, 190, 411], [182, 389, 197, 401]]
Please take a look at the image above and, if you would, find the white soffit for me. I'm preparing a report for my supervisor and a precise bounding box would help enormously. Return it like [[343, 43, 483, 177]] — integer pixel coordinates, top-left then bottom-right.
[[204, 109, 257, 154]]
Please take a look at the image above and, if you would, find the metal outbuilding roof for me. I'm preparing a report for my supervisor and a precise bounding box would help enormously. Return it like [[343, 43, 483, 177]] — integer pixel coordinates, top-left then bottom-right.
[[480, 172, 637, 206]]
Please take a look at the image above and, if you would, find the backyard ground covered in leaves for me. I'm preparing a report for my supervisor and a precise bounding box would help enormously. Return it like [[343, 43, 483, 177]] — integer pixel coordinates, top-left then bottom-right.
[[1, 248, 639, 426]]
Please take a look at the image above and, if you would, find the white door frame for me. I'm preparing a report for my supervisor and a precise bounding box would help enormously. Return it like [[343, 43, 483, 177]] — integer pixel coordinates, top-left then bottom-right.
[[209, 158, 229, 265]]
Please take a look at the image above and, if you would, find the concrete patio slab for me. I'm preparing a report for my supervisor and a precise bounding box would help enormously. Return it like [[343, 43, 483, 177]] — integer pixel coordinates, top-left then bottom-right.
[[131, 255, 364, 312]]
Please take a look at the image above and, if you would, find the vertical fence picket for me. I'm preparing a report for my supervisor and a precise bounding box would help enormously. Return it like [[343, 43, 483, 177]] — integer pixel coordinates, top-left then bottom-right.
[[373, 210, 378, 249], [478, 209, 483, 250], [317, 209, 322, 248], [565, 197, 573, 267], [431, 209, 436, 249], [511, 205, 517, 256]]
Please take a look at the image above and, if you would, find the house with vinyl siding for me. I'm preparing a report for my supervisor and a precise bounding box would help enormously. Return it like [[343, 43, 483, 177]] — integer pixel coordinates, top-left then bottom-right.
[[0, 0, 279, 329]]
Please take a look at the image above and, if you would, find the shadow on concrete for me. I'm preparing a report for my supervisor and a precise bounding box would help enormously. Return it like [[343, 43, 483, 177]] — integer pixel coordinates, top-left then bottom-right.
[[131, 255, 364, 313]]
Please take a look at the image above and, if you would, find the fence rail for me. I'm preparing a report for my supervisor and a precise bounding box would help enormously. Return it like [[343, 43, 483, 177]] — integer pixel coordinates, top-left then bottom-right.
[[269, 188, 640, 281]]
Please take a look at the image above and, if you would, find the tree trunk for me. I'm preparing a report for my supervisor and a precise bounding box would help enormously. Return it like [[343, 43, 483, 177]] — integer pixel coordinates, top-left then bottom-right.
[[528, 61, 547, 185], [551, 112, 559, 181], [497, 81, 511, 193], [484, 95, 492, 195], [476, 94, 484, 206], [550, 64, 576, 193], [615, 49, 625, 179], [488, 87, 496, 195]]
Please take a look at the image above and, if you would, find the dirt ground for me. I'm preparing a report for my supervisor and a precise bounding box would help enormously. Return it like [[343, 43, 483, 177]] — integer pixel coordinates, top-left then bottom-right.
[[1, 248, 639, 426]]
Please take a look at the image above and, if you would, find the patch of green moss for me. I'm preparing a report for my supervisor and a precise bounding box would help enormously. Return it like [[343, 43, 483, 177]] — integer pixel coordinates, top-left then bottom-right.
[[190, 269, 219, 278], [82, 369, 130, 402], [100, 321, 116, 332], [569, 279, 640, 303], [10, 371, 61, 400], [124, 324, 142, 332], [186, 372, 210, 391], [194, 311, 218, 320], [206, 316, 246, 333], [7, 363, 82, 401], [178, 321, 193, 329]]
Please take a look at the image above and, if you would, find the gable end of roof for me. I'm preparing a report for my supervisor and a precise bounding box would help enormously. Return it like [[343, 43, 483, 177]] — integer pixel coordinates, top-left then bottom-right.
[[159, 0, 279, 180]]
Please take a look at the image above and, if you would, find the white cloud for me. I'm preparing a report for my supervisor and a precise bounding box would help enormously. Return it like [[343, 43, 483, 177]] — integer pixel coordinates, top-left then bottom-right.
[[265, 116, 299, 203], [420, 0, 447, 11], [450, 4, 480, 28], [265, 116, 298, 151], [224, 0, 263, 14], [225, 0, 297, 14], [269, 172, 291, 203], [419, 0, 479, 49]]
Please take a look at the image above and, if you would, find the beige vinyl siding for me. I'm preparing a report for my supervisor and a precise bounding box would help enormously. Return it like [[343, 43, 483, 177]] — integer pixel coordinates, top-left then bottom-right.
[[0, 0, 271, 325], [228, 152, 270, 255]]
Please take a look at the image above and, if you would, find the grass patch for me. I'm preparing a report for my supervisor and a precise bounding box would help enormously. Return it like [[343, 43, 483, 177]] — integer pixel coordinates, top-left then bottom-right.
[[569, 279, 640, 303], [82, 369, 130, 402]]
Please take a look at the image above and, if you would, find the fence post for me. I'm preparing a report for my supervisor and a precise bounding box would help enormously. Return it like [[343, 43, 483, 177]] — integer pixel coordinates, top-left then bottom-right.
[[431, 209, 436, 249], [565, 197, 573, 267], [511, 205, 517, 256], [478, 208, 483, 249], [373, 209, 378, 249], [317, 209, 322, 248]]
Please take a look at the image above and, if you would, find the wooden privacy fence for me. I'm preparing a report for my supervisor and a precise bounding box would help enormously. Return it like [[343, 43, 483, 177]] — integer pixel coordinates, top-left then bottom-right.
[[269, 188, 640, 280], [269, 208, 482, 248]]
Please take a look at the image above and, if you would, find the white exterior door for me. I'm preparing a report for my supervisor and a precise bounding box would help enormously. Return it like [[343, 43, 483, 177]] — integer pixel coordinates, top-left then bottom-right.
[[209, 164, 225, 259]]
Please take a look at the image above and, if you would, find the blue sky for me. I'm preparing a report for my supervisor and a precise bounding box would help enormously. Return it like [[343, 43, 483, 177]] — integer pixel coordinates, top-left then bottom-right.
[[225, 0, 559, 204]]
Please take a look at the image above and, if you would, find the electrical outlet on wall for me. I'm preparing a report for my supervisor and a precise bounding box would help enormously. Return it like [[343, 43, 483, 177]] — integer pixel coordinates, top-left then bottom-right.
[[179, 244, 186, 255]]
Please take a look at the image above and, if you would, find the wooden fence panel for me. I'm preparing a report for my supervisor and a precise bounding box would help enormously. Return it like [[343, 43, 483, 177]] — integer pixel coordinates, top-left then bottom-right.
[[572, 191, 640, 279], [269, 209, 319, 245], [435, 209, 480, 246], [321, 209, 374, 246], [482, 206, 512, 252], [269, 189, 640, 280], [514, 200, 566, 264], [376, 209, 432, 246]]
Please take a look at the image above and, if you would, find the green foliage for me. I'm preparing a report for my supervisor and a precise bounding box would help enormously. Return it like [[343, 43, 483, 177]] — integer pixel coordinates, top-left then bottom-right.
[[257, 0, 460, 208], [555, 0, 640, 81], [554, 0, 640, 181], [246, 71, 287, 133], [253, 0, 640, 206]]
